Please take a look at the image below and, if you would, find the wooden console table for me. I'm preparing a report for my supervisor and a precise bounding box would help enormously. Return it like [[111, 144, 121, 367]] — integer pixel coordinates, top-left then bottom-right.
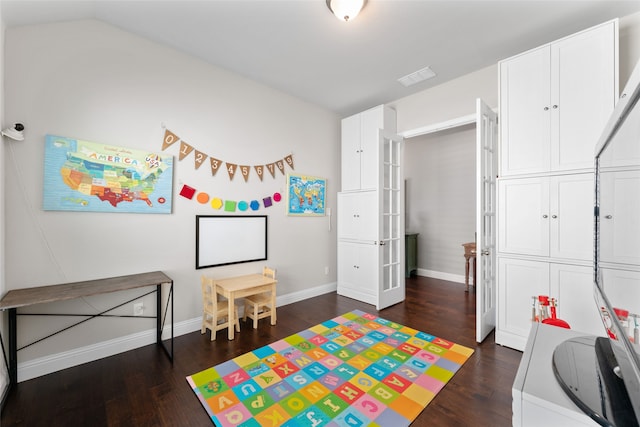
[[462, 242, 477, 292], [0, 271, 174, 396], [213, 273, 277, 340]]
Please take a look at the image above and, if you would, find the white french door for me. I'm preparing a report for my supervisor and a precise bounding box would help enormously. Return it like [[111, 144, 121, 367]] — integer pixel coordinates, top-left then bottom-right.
[[377, 131, 405, 310], [476, 98, 498, 342]]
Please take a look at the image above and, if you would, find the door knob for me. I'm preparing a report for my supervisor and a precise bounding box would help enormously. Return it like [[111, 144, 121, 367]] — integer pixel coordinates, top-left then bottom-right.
[[542, 214, 548, 218], [481, 250, 490, 256], [605, 215, 613, 219]]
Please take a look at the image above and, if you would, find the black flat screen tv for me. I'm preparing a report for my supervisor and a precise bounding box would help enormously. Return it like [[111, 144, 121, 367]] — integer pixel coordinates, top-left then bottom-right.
[[552, 58, 640, 426], [195, 215, 268, 269]]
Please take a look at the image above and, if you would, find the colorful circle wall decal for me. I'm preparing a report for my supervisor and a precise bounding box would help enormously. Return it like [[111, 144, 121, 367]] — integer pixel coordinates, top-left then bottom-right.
[[196, 192, 210, 204], [178, 184, 282, 212]]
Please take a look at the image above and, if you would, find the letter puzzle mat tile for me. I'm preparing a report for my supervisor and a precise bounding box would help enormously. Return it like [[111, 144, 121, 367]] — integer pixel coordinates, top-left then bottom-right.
[[186, 309, 474, 426]]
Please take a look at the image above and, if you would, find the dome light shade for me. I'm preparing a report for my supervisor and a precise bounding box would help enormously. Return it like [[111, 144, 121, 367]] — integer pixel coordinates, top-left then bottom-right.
[[326, 0, 366, 22]]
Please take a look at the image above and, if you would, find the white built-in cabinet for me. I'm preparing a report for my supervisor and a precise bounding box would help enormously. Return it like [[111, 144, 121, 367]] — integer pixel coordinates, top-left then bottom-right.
[[337, 241, 378, 305], [336, 191, 377, 243], [496, 19, 619, 351], [498, 258, 603, 350], [599, 170, 640, 265], [500, 21, 617, 176], [341, 106, 397, 191], [498, 174, 593, 261], [337, 105, 397, 307]]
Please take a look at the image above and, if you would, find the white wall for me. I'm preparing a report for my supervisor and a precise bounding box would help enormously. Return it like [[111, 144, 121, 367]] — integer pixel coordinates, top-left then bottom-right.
[[620, 11, 640, 89], [3, 20, 339, 377], [0, 4, 8, 398], [389, 66, 497, 282], [403, 126, 476, 281]]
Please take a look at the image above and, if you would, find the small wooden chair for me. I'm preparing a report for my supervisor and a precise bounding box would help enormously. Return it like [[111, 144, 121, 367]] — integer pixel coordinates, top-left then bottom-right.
[[201, 276, 240, 341], [243, 267, 277, 329]]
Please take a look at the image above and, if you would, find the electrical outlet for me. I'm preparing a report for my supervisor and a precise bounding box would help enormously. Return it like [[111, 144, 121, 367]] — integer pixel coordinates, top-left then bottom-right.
[[133, 302, 144, 316]]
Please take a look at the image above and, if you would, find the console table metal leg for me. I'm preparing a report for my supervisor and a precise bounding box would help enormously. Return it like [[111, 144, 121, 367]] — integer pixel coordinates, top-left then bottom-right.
[[156, 282, 174, 362], [8, 308, 17, 386], [156, 284, 161, 345]]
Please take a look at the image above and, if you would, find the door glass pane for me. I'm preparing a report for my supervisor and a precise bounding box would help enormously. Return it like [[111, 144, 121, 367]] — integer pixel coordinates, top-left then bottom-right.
[[383, 214, 390, 240], [383, 264, 390, 291], [392, 239, 399, 263], [384, 163, 390, 188]]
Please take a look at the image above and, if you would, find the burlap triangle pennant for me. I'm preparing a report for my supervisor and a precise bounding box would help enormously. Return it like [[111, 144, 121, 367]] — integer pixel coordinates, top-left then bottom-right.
[[226, 162, 237, 180], [240, 165, 251, 182], [276, 160, 285, 175], [284, 154, 294, 170], [209, 157, 222, 176], [266, 163, 276, 178], [194, 150, 208, 170], [162, 129, 180, 150], [179, 141, 195, 160], [254, 165, 264, 181]]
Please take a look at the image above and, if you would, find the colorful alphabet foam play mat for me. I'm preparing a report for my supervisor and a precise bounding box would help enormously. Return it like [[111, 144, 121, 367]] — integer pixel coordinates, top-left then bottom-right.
[[186, 310, 474, 426]]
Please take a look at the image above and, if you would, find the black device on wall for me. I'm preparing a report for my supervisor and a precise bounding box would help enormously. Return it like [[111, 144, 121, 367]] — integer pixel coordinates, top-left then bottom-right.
[[196, 215, 268, 269]]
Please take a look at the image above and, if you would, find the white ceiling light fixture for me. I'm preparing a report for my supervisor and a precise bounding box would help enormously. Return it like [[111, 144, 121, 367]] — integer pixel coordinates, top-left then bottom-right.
[[398, 66, 437, 88], [326, 0, 367, 22]]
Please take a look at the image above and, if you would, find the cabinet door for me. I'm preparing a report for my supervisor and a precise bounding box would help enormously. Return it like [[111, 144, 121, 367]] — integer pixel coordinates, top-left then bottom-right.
[[549, 174, 594, 261], [360, 106, 396, 190], [341, 113, 362, 191], [499, 45, 551, 176], [498, 257, 550, 342], [498, 178, 550, 256], [551, 21, 617, 172], [600, 170, 640, 265], [598, 84, 640, 169], [337, 191, 377, 242], [601, 269, 640, 330], [337, 241, 378, 306], [359, 107, 382, 191], [549, 263, 602, 336]]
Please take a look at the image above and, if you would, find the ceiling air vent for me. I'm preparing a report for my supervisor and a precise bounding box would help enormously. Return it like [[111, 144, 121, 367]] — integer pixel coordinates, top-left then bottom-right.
[[397, 66, 436, 87]]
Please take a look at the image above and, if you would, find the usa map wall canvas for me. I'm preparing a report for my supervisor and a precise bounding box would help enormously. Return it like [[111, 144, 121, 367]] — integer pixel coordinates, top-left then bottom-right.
[[43, 135, 173, 214]]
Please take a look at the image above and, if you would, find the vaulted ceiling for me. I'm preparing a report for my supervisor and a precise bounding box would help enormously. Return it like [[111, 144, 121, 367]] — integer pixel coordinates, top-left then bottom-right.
[[3, 1, 640, 116]]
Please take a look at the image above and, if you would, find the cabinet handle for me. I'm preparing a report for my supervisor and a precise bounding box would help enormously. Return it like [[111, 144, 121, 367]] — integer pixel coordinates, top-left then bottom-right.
[[551, 215, 557, 219], [552, 105, 558, 109], [543, 107, 549, 111], [481, 250, 490, 256], [542, 214, 548, 218], [605, 215, 613, 219]]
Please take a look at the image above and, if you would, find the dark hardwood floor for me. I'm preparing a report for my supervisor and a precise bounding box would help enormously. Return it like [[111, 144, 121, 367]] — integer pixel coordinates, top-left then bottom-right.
[[1, 276, 522, 426]]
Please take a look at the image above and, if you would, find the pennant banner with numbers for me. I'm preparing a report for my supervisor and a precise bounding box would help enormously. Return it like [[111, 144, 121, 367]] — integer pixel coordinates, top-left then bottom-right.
[[161, 128, 294, 182]]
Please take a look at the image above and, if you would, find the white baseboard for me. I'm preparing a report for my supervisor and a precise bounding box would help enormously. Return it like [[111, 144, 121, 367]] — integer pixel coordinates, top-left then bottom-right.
[[17, 281, 337, 382], [416, 268, 466, 284]]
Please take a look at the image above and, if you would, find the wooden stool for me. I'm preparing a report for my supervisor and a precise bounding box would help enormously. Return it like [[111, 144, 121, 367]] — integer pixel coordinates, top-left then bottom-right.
[[462, 242, 476, 292]]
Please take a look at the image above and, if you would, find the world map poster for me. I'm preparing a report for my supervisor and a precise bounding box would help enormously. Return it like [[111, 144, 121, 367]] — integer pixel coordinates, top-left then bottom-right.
[[43, 135, 173, 214]]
